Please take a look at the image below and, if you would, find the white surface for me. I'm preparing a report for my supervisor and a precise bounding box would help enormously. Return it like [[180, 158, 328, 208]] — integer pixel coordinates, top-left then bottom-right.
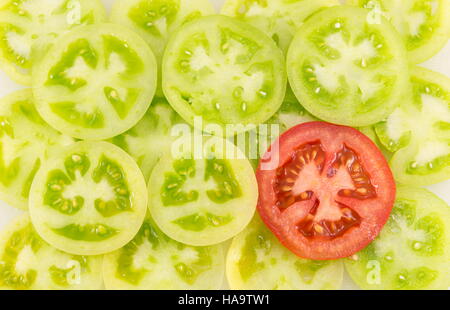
[[0, 0, 448, 290]]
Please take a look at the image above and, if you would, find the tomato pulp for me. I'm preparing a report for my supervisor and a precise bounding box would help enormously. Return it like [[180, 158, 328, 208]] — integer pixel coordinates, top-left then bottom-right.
[[256, 122, 396, 260]]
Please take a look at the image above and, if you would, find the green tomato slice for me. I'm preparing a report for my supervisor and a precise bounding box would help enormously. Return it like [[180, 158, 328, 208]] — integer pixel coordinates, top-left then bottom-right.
[[111, 0, 214, 62], [0, 89, 74, 210], [32, 23, 157, 140], [358, 125, 392, 160], [148, 135, 258, 246], [226, 215, 344, 290], [162, 15, 287, 136], [221, 0, 340, 53], [345, 186, 450, 290], [287, 6, 409, 126], [233, 87, 316, 169], [0, 0, 106, 85], [349, 0, 450, 64], [111, 97, 186, 181], [110, 0, 215, 96], [267, 87, 317, 133], [103, 216, 224, 290], [29, 141, 148, 255], [375, 66, 450, 186], [0, 214, 103, 290]]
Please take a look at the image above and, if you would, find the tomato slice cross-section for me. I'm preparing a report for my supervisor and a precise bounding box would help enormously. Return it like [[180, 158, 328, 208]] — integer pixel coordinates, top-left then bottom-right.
[[29, 141, 148, 256], [0, 89, 74, 210], [32, 23, 157, 140], [349, 0, 450, 64], [345, 186, 450, 290], [111, 97, 186, 181], [287, 6, 409, 127], [162, 15, 286, 136], [0, 0, 106, 85], [0, 214, 103, 290], [226, 215, 344, 290], [221, 0, 339, 53], [111, 0, 215, 96], [103, 215, 224, 290], [256, 121, 396, 260], [375, 66, 450, 186], [148, 135, 258, 246]]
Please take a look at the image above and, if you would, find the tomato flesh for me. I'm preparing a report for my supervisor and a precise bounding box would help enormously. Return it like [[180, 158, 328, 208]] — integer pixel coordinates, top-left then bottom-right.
[[226, 215, 344, 290], [257, 122, 396, 260], [345, 186, 450, 290], [375, 66, 450, 186], [0, 0, 106, 85], [29, 141, 148, 255], [286, 6, 409, 127], [349, 0, 450, 64], [275, 143, 377, 239], [148, 135, 258, 246], [162, 15, 286, 136], [32, 23, 157, 140]]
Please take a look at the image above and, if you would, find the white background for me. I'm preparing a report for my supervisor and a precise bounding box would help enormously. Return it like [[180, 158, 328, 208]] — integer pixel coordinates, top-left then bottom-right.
[[0, 0, 448, 290]]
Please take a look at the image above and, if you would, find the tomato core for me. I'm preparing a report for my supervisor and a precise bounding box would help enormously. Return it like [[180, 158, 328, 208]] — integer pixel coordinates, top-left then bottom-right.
[[274, 142, 376, 239]]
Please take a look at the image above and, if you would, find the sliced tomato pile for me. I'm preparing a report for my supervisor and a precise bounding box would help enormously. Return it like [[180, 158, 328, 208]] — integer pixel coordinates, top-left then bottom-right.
[[256, 122, 396, 260]]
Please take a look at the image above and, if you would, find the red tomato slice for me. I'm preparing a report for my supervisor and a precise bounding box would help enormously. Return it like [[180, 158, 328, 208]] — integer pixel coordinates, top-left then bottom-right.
[[256, 122, 396, 260]]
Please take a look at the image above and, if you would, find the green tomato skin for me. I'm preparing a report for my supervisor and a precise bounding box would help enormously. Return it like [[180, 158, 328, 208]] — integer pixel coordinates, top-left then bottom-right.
[[226, 215, 344, 290], [102, 217, 224, 290], [0, 0, 107, 85], [0, 214, 103, 290], [345, 186, 450, 290]]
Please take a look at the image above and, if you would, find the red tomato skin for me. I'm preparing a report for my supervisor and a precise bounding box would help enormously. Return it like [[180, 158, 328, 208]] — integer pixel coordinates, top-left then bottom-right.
[[256, 121, 396, 260]]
